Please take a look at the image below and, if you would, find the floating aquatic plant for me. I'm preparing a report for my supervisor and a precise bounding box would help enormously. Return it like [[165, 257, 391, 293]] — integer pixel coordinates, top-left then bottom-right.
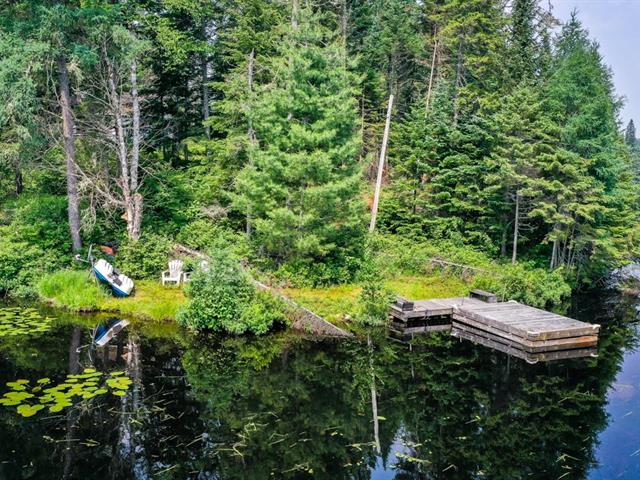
[[0, 307, 54, 337], [0, 368, 132, 417]]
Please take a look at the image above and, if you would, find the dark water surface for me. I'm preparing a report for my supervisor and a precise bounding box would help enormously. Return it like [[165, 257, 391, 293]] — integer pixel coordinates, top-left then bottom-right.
[[1, 293, 639, 480]]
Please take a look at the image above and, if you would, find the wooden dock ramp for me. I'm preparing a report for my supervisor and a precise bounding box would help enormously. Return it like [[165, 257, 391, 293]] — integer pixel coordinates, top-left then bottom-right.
[[390, 290, 600, 360]]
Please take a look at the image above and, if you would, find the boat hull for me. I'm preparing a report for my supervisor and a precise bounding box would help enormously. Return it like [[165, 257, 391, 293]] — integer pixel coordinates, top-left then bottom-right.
[[92, 259, 134, 297]]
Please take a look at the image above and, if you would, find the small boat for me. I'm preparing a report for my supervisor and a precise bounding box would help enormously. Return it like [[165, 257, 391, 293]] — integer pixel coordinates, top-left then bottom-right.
[[92, 318, 130, 347], [93, 259, 134, 297]]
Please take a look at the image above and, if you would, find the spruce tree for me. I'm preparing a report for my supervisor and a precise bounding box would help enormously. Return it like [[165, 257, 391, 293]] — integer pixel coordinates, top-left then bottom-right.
[[625, 119, 637, 147], [234, 7, 364, 281], [537, 14, 636, 274]]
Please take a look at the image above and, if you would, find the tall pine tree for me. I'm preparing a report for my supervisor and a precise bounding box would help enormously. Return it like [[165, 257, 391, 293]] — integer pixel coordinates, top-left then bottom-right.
[[234, 6, 364, 282]]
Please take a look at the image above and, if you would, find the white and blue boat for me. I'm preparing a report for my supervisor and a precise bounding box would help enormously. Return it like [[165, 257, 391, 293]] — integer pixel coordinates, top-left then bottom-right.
[[93, 259, 134, 297]]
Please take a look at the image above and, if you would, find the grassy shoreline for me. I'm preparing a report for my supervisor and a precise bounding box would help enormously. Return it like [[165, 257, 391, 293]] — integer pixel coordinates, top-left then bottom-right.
[[37, 271, 184, 322], [36, 269, 472, 325]]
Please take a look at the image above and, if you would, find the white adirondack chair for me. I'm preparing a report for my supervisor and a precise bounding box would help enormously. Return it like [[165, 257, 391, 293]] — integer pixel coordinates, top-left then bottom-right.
[[162, 260, 184, 286], [182, 260, 209, 283]]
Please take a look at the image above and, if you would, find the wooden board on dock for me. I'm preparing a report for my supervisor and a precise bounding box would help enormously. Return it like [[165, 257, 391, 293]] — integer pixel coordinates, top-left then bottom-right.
[[451, 327, 598, 364], [454, 301, 600, 342], [390, 297, 487, 321], [389, 293, 600, 359]]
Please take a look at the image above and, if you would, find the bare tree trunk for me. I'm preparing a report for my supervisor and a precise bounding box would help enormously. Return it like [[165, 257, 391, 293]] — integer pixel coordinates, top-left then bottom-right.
[[512, 192, 519, 264], [14, 165, 23, 195], [130, 61, 140, 192], [369, 94, 394, 233], [341, 0, 348, 61], [130, 60, 143, 240], [62, 327, 82, 479], [201, 22, 211, 140], [292, 0, 299, 29], [425, 32, 438, 112], [58, 56, 83, 252], [367, 335, 381, 454], [246, 49, 256, 238], [452, 36, 465, 128]]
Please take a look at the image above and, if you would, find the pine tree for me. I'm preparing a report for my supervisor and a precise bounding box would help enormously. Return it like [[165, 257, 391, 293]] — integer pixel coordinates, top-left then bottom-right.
[[509, 0, 537, 81], [625, 119, 637, 147], [536, 13, 636, 274], [234, 7, 365, 280]]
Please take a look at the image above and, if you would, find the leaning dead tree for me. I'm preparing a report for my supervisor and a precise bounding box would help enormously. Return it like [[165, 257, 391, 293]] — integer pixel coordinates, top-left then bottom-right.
[[77, 30, 147, 240]]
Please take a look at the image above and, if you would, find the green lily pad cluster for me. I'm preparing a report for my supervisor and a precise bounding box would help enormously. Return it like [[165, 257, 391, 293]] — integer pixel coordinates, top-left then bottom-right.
[[0, 368, 132, 417], [0, 307, 54, 337]]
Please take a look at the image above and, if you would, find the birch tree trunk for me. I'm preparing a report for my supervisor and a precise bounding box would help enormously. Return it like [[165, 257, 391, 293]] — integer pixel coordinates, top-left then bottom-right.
[[512, 191, 520, 263], [201, 22, 211, 140], [246, 49, 256, 238], [58, 55, 83, 252], [425, 32, 438, 112], [129, 60, 143, 239], [452, 36, 465, 127]]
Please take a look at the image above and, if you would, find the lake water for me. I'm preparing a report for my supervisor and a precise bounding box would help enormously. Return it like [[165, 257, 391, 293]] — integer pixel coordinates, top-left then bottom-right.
[[0, 292, 639, 479]]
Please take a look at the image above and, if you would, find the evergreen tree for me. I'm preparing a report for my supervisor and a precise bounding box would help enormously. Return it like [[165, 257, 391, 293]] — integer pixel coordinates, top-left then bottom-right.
[[625, 119, 637, 147], [234, 7, 365, 281], [509, 0, 537, 81], [537, 14, 636, 274]]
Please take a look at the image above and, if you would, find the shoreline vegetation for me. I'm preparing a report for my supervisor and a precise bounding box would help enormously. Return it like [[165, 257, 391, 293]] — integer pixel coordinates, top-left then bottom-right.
[[2, 1, 638, 337], [34, 236, 574, 332]]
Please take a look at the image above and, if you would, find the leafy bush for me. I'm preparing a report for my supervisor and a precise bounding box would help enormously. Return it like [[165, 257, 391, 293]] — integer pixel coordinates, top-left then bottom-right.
[[473, 263, 571, 308], [177, 249, 287, 335], [275, 253, 362, 287], [176, 219, 247, 254], [2, 195, 71, 251], [356, 241, 394, 326], [0, 234, 58, 298], [37, 270, 107, 310], [117, 234, 173, 280]]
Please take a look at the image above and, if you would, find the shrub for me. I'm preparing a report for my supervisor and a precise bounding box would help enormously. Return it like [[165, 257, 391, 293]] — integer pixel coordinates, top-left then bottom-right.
[[473, 263, 571, 308], [37, 270, 107, 310], [0, 234, 59, 298], [117, 234, 173, 280], [2, 195, 71, 251], [177, 249, 286, 335], [176, 219, 247, 255], [355, 241, 394, 326]]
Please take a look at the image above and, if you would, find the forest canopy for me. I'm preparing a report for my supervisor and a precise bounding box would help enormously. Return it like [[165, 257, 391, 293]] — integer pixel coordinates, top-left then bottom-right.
[[0, 0, 638, 295]]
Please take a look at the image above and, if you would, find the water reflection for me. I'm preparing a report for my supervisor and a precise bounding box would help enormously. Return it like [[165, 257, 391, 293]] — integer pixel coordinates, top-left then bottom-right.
[[0, 292, 637, 479]]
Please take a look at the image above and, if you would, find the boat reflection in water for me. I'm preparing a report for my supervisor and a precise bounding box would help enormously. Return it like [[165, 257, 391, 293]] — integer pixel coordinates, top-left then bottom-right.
[[89, 317, 131, 367]]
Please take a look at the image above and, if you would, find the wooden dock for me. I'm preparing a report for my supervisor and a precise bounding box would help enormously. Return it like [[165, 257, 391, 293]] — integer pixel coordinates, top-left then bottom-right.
[[390, 290, 600, 360]]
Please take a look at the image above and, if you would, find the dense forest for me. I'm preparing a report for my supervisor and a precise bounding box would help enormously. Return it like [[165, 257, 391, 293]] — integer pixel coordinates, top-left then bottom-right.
[[1, 0, 639, 301]]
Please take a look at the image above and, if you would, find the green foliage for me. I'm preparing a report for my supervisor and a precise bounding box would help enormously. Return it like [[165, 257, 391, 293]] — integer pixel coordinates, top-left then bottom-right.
[[236, 291, 289, 336], [37, 270, 107, 310], [473, 263, 572, 308], [0, 236, 58, 298], [356, 240, 394, 326], [117, 234, 173, 280], [234, 6, 366, 271], [177, 249, 286, 334], [176, 219, 246, 254]]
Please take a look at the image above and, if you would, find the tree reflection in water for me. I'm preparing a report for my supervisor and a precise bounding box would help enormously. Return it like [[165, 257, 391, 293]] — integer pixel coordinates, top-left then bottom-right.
[[0, 293, 637, 479]]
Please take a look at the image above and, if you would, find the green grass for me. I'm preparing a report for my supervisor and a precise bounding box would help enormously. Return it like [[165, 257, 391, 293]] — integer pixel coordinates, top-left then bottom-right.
[[37, 270, 108, 311], [99, 280, 185, 321], [37, 271, 185, 322], [282, 274, 470, 322]]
